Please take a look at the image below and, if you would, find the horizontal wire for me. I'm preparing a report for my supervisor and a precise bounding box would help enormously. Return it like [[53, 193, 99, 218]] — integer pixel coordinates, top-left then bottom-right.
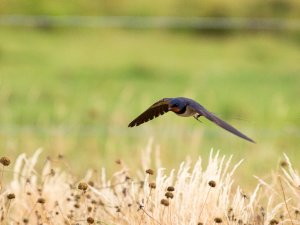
[[0, 15, 300, 30]]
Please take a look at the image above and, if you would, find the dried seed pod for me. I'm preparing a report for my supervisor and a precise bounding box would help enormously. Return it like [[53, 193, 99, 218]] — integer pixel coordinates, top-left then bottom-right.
[[37, 198, 46, 204], [78, 182, 88, 191], [214, 217, 222, 223], [7, 193, 15, 200], [167, 186, 175, 192], [160, 199, 169, 207], [269, 219, 279, 225], [149, 182, 156, 189], [50, 168, 55, 176], [140, 181, 145, 188], [146, 169, 154, 175], [87, 217, 94, 224], [74, 194, 81, 200], [280, 160, 288, 167], [165, 192, 174, 199], [240, 191, 249, 199], [279, 214, 284, 220], [260, 207, 265, 217], [0, 157, 10, 166], [208, 180, 216, 188]]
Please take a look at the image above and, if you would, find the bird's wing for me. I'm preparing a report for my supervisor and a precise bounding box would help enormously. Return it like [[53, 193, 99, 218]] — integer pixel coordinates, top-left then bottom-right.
[[128, 98, 172, 127], [190, 102, 255, 143]]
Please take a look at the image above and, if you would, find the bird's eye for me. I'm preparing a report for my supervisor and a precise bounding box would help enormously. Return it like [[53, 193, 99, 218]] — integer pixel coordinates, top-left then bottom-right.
[[173, 104, 178, 107]]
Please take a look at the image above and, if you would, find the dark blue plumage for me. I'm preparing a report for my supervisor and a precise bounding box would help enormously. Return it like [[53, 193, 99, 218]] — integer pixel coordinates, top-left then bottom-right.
[[128, 97, 255, 143]]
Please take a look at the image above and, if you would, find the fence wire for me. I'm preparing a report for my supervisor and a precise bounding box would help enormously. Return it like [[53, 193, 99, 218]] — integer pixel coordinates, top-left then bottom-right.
[[1, 15, 300, 30]]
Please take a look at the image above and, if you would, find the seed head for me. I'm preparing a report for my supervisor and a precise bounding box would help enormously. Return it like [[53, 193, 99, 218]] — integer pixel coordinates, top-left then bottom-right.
[[260, 206, 265, 216], [279, 214, 284, 220], [149, 182, 156, 189], [165, 192, 174, 199], [208, 180, 216, 188], [269, 219, 279, 225], [88, 181, 94, 187], [7, 193, 15, 200], [241, 191, 249, 199], [47, 169, 54, 177], [74, 194, 81, 200], [167, 186, 175, 192], [78, 182, 88, 191], [146, 169, 154, 175], [280, 160, 288, 167], [214, 217, 222, 223], [160, 199, 169, 207], [0, 157, 11, 166], [87, 217, 94, 224], [37, 198, 46, 204]]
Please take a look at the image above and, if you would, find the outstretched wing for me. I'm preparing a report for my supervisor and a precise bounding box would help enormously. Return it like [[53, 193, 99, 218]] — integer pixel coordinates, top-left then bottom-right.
[[190, 101, 255, 143], [128, 98, 172, 127]]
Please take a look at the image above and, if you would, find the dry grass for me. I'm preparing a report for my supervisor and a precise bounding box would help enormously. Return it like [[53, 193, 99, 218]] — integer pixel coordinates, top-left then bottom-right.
[[0, 142, 300, 225]]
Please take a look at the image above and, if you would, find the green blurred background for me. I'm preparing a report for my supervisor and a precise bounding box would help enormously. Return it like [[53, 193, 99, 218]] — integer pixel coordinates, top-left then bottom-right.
[[1, 0, 300, 187]]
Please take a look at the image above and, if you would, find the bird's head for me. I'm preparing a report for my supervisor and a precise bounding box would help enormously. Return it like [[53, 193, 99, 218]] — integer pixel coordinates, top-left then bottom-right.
[[168, 98, 186, 113]]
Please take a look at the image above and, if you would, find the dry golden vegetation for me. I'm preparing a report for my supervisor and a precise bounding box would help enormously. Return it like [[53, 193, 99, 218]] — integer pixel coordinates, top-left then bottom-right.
[[0, 141, 300, 225]]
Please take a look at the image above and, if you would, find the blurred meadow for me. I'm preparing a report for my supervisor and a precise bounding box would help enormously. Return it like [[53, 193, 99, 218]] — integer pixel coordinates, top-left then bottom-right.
[[1, 0, 300, 187]]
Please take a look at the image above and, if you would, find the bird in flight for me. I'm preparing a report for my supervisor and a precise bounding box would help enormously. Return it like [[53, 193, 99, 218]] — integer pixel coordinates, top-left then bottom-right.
[[128, 97, 255, 143]]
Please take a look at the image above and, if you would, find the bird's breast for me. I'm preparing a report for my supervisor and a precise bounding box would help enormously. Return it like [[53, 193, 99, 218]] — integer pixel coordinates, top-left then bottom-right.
[[175, 105, 197, 117]]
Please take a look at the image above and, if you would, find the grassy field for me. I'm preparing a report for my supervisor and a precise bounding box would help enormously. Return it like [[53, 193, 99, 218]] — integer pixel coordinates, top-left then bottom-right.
[[0, 27, 300, 186]]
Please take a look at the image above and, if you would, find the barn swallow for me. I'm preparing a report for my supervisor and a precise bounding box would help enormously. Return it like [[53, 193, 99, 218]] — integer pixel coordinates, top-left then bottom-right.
[[128, 97, 255, 143]]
